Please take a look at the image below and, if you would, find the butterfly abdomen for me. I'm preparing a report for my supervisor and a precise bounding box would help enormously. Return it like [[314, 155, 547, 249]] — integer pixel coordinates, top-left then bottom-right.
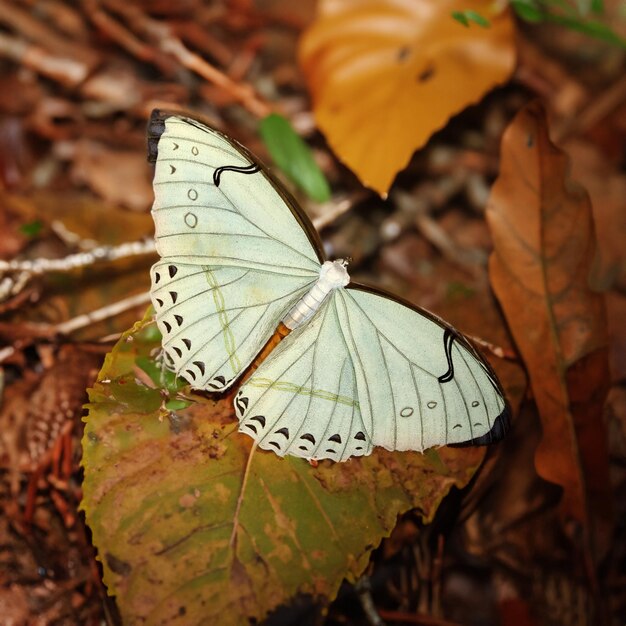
[[282, 259, 350, 330]]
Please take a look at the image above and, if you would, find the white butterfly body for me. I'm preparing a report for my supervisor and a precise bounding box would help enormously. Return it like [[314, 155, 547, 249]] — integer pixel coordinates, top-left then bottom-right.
[[148, 110, 509, 461]]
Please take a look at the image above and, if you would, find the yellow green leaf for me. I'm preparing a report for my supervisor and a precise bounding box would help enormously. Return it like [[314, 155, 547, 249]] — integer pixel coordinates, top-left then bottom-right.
[[82, 318, 485, 624]]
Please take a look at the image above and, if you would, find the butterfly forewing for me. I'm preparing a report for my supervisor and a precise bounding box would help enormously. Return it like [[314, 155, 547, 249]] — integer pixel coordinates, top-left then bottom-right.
[[149, 112, 323, 389]]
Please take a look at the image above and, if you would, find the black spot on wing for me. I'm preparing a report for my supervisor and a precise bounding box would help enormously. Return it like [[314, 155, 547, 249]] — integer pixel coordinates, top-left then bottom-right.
[[207, 376, 226, 390], [168, 265, 178, 278], [193, 361, 205, 375], [182, 338, 191, 350], [174, 314, 183, 326], [437, 329, 456, 384], [450, 405, 511, 447], [213, 163, 261, 186], [275, 427, 289, 439], [300, 433, 315, 444], [329, 434, 341, 444], [235, 396, 248, 415], [251, 415, 266, 428], [354, 431, 366, 441]]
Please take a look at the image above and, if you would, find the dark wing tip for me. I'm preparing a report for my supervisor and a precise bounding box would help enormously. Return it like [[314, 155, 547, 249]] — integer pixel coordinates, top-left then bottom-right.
[[147, 109, 169, 163], [449, 404, 511, 448]]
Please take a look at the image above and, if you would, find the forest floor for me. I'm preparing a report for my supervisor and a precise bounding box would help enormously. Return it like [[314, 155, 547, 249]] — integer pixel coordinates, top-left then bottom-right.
[[0, 1, 624, 625]]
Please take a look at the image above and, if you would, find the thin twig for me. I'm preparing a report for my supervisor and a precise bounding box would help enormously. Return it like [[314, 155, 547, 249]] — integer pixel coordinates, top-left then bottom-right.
[[553, 72, 626, 142], [355, 576, 387, 626], [54, 291, 151, 335], [0, 239, 156, 301], [102, 0, 272, 118], [311, 192, 368, 231], [377, 610, 463, 626], [0, 31, 90, 85]]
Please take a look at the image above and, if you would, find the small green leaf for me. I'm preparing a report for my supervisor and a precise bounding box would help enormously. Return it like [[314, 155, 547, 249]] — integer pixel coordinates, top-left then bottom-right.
[[452, 10, 491, 27], [451, 11, 470, 26], [590, 0, 604, 14], [19, 219, 43, 237], [135, 355, 184, 393], [547, 14, 626, 46], [259, 113, 331, 203], [511, 0, 544, 22], [165, 398, 191, 411]]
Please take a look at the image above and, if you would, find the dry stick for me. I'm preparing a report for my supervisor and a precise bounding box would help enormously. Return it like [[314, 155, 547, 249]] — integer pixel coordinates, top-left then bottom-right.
[[0, 206, 343, 298], [0, 31, 90, 85], [83, 0, 160, 64], [82, 0, 174, 73], [0, 0, 97, 65], [0, 239, 156, 281], [0, 291, 151, 364], [553, 72, 626, 143], [392, 188, 486, 276], [103, 0, 271, 118], [355, 576, 387, 626], [377, 610, 463, 626], [313, 192, 368, 231], [54, 291, 151, 336], [0, 201, 350, 349]]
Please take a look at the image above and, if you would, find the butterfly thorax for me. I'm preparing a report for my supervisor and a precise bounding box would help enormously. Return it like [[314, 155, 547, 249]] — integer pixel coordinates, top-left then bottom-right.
[[282, 260, 350, 330]]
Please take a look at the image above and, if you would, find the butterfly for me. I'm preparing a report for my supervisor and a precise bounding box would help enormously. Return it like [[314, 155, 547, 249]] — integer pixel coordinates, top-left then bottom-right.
[[147, 109, 510, 462]]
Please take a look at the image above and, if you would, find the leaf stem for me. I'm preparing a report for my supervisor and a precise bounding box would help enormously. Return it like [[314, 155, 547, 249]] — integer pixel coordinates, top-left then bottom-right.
[[230, 440, 258, 548]]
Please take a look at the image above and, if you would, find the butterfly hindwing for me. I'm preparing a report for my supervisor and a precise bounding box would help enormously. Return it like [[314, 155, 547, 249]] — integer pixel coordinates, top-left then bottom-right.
[[236, 297, 373, 461], [148, 112, 323, 387], [151, 262, 316, 390], [236, 286, 508, 459]]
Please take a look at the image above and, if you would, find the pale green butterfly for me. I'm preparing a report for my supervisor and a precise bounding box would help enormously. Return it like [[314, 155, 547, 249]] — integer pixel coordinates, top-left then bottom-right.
[[147, 110, 509, 462]]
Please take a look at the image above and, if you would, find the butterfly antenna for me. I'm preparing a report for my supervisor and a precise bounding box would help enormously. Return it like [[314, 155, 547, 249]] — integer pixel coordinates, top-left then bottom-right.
[[229, 439, 258, 548]]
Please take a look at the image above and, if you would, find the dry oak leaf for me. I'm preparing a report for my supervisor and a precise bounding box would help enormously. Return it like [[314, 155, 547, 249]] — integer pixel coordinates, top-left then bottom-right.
[[299, 0, 516, 197], [486, 101, 612, 560]]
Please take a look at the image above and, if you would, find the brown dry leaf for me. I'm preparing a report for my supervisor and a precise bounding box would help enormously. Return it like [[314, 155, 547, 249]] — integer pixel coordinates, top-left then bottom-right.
[[299, 0, 516, 196], [71, 139, 153, 211], [486, 102, 612, 561], [562, 139, 626, 291]]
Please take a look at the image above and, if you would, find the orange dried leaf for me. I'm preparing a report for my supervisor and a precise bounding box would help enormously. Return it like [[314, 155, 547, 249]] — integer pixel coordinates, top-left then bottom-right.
[[486, 102, 612, 556], [299, 0, 516, 196]]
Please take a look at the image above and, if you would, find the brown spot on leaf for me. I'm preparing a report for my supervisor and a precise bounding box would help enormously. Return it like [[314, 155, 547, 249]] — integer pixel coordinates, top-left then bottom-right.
[[417, 63, 435, 82], [179, 493, 197, 508], [105, 552, 132, 576]]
